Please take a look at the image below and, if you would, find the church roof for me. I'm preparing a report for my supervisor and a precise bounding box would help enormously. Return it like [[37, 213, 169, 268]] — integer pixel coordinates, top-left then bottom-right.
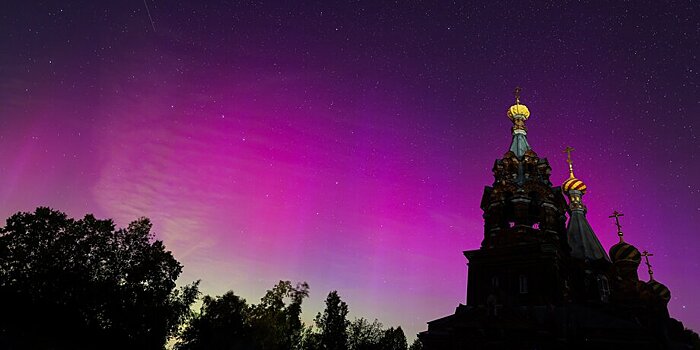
[[567, 209, 611, 263]]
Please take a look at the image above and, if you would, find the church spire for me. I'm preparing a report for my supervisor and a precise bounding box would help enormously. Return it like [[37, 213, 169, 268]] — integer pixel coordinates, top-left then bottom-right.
[[562, 148, 610, 263], [507, 87, 531, 158]]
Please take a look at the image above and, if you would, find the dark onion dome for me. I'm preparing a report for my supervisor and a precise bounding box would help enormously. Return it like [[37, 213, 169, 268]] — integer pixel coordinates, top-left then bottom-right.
[[647, 280, 671, 303], [609, 241, 642, 265]]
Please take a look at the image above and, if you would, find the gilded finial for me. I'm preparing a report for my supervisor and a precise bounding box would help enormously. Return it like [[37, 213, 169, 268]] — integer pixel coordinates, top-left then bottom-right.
[[609, 210, 625, 242], [641, 250, 655, 281], [564, 146, 575, 178], [507, 87, 530, 128]]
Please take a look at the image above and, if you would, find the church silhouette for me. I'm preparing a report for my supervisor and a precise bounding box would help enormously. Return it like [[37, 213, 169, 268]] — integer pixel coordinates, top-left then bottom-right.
[[418, 89, 696, 349]]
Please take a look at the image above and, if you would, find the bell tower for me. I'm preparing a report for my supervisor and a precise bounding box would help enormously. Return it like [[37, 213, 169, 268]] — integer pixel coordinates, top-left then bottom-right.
[[465, 89, 570, 307]]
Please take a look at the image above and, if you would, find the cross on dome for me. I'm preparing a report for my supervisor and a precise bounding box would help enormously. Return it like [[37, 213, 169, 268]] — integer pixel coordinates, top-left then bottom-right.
[[609, 210, 625, 242]]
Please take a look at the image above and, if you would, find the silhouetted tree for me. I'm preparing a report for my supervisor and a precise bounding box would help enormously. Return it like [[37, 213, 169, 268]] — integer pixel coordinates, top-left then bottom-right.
[[297, 324, 322, 350], [176, 291, 252, 350], [315, 291, 349, 350], [347, 318, 384, 350], [174, 282, 413, 350], [379, 327, 407, 350], [408, 338, 423, 350], [0, 207, 198, 350], [175, 281, 310, 350], [248, 280, 310, 350]]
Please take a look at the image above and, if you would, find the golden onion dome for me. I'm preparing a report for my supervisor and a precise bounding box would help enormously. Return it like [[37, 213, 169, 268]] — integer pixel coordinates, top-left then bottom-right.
[[507, 103, 530, 121], [563, 176, 587, 194], [609, 241, 641, 265], [647, 280, 671, 303]]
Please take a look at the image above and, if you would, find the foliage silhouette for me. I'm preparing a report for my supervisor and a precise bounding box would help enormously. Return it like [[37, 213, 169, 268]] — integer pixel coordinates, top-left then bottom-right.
[[347, 318, 385, 350], [408, 338, 423, 350], [176, 280, 310, 350], [0, 207, 198, 350], [176, 291, 252, 350], [249, 280, 310, 350], [296, 323, 322, 350], [378, 327, 407, 350], [0, 208, 416, 350], [315, 290, 350, 350], [305, 296, 408, 350]]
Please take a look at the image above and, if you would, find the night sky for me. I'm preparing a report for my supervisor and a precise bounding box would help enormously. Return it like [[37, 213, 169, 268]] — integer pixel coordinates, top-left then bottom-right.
[[1, 0, 698, 339]]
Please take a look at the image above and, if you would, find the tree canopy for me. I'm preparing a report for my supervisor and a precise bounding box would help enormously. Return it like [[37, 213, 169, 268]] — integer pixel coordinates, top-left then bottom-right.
[[379, 327, 407, 350], [177, 287, 412, 350], [176, 291, 252, 350], [347, 318, 385, 350], [0, 207, 198, 350], [177, 280, 310, 350], [249, 280, 310, 350], [0, 207, 416, 350], [315, 290, 350, 350]]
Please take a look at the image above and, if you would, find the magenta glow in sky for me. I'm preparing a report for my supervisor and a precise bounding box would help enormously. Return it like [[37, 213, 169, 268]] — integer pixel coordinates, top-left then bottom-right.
[[1, 1, 698, 339]]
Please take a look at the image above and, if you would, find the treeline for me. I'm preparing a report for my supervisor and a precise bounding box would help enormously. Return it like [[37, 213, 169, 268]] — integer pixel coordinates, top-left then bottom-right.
[[177, 281, 422, 350], [0, 208, 422, 350]]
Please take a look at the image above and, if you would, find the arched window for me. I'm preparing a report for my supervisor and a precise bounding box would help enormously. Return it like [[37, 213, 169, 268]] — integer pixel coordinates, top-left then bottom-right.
[[491, 276, 499, 289]]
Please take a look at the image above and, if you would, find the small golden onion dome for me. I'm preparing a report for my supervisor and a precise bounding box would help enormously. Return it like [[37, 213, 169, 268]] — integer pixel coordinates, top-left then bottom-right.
[[609, 241, 641, 265], [647, 280, 671, 303], [507, 103, 530, 121], [563, 176, 587, 194]]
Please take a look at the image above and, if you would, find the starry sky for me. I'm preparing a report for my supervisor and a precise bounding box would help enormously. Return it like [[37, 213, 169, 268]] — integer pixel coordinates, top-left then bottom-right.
[[1, 0, 698, 339]]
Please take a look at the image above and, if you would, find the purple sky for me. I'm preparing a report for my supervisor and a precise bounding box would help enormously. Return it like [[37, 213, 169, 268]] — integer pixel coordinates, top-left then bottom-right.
[[1, 1, 698, 339]]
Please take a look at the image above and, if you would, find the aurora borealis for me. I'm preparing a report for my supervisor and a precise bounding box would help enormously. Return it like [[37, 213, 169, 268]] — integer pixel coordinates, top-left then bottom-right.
[[1, 1, 698, 339]]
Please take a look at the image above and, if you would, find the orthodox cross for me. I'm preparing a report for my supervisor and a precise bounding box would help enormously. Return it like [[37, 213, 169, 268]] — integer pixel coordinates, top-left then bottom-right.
[[564, 146, 575, 175], [514, 86, 522, 104], [608, 210, 625, 242], [641, 250, 655, 281]]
